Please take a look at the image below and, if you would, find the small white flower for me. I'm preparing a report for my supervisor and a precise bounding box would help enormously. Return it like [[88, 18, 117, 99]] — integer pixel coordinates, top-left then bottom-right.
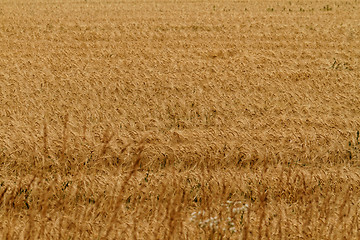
[[229, 227, 237, 233], [198, 210, 205, 216], [232, 207, 240, 214]]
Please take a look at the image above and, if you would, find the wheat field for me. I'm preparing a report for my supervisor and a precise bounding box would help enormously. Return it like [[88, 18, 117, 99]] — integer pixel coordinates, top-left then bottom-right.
[[1, 0, 360, 239]]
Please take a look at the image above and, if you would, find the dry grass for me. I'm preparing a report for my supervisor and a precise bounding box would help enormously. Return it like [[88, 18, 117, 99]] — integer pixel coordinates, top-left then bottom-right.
[[1, 0, 360, 239]]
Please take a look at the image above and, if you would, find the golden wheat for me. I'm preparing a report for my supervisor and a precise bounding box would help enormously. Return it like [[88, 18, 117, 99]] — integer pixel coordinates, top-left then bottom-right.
[[1, 0, 360, 239]]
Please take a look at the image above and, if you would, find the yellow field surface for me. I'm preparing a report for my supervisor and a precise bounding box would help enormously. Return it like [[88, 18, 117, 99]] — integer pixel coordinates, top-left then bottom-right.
[[1, 0, 360, 239]]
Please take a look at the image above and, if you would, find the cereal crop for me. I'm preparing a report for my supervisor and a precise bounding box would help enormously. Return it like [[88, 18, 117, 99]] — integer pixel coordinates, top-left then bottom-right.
[[0, 0, 360, 239]]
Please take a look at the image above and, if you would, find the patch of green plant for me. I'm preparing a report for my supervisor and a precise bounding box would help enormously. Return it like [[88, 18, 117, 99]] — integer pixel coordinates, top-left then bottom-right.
[[322, 5, 332, 11], [348, 131, 360, 162], [331, 59, 353, 70]]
